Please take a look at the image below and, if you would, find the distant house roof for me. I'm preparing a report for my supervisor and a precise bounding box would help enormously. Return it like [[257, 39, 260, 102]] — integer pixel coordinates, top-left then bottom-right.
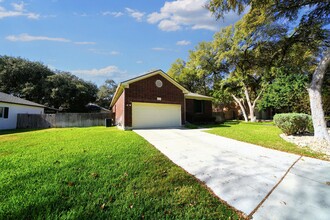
[[185, 92, 213, 101], [86, 103, 111, 112], [0, 92, 45, 108]]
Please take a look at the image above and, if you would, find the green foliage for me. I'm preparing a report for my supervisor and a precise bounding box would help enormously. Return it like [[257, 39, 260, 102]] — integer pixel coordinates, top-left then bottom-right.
[[321, 67, 330, 115], [167, 59, 205, 93], [96, 79, 117, 108], [0, 56, 101, 112], [206, 0, 330, 138], [46, 72, 98, 112], [273, 113, 313, 135], [207, 0, 330, 33], [0, 127, 240, 219], [206, 121, 324, 159], [0, 56, 54, 101], [258, 72, 310, 113]]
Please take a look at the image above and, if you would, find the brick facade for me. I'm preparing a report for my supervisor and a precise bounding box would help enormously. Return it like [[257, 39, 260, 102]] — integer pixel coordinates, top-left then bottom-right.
[[124, 74, 185, 127], [185, 99, 213, 123], [112, 91, 125, 126]]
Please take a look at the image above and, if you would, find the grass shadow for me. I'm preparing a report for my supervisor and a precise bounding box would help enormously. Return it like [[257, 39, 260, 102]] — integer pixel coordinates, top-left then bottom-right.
[[199, 123, 232, 128], [0, 128, 49, 136], [224, 120, 241, 125]]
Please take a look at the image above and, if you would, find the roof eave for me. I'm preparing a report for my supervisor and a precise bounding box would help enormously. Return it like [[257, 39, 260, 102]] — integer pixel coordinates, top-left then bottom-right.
[[0, 100, 46, 108], [110, 83, 124, 108], [185, 95, 213, 101]]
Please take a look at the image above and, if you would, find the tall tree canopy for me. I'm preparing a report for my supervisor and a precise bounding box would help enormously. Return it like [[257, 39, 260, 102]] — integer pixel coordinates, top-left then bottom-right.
[[96, 79, 117, 108], [0, 56, 54, 102], [45, 72, 98, 112], [207, 0, 330, 142], [0, 56, 100, 112]]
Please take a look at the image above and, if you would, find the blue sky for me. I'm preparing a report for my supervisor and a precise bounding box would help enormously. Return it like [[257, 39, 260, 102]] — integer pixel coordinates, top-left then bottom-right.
[[1, 0, 243, 86]]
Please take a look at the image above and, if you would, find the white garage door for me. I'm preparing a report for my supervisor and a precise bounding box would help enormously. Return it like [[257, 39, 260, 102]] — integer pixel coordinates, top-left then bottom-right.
[[132, 102, 181, 129]]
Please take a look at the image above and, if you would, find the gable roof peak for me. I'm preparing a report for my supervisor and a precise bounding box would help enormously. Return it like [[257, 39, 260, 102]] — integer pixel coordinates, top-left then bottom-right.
[[110, 69, 188, 107]]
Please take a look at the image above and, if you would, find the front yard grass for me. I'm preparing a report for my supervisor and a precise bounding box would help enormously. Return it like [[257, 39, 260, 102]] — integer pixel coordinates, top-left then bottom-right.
[[206, 121, 326, 160], [0, 127, 240, 219]]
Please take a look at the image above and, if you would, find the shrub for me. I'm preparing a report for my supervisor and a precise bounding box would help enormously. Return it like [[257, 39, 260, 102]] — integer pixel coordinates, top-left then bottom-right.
[[273, 113, 313, 135], [307, 118, 314, 133]]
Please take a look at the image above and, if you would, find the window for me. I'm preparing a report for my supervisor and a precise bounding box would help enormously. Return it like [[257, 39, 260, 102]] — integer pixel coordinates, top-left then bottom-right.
[[155, 80, 163, 88], [194, 100, 204, 113], [0, 107, 9, 118]]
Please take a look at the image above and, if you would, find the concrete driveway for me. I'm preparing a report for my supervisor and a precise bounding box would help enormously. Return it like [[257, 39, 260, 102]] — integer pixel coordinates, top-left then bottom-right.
[[134, 128, 330, 220]]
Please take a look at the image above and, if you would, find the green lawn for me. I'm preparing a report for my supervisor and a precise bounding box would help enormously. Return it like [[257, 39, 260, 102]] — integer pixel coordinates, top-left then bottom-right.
[[0, 127, 241, 220], [206, 121, 326, 160]]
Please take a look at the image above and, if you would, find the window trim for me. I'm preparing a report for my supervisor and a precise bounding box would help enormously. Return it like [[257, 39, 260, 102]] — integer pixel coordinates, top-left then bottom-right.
[[4, 107, 9, 118], [0, 107, 9, 119]]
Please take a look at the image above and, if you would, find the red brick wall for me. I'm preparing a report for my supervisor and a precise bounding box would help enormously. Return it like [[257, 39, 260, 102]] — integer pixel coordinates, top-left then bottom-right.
[[112, 91, 125, 127], [204, 100, 212, 115], [186, 99, 194, 116], [185, 99, 213, 123], [124, 74, 185, 127]]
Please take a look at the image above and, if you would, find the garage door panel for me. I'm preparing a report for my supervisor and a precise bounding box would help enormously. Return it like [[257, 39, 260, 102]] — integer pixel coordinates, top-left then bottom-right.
[[132, 102, 181, 128]]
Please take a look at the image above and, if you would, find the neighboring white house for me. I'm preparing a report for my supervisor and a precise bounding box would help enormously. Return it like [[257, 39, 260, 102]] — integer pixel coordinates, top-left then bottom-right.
[[0, 92, 45, 130]]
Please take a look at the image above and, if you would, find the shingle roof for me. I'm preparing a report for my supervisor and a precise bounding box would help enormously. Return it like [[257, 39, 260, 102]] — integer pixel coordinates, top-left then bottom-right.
[[0, 92, 45, 108]]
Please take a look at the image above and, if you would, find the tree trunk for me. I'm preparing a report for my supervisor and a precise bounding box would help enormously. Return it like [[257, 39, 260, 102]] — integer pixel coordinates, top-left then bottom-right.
[[232, 94, 248, 122], [243, 84, 256, 122], [307, 47, 330, 142], [242, 83, 264, 122]]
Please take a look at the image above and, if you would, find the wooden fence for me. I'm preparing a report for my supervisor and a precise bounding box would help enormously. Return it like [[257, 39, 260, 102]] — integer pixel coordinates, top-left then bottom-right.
[[17, 113, 112, 129]]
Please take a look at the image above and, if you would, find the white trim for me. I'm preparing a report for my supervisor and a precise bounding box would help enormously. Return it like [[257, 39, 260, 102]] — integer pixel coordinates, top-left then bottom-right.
[[185, 92, 213, 101]]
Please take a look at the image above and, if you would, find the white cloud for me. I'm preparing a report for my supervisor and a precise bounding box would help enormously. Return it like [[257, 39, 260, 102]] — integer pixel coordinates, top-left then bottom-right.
[[147, 0, 242, 32], [6, 33, 70, 42], [136, 60, 143, 64], [6, 33, 95, 46], [72, 66, 125, 77], [11, 2, 25, 11], [102, 11, 123, 17], [89, 49, 120, 56], [74, 41, 96, 45], [71, 66, 128, 85], [176, 40, 191, 46], [0, 2, 40, 19], [110, 51, 120, 55], [73, 12, 88, 17], [158, 20, 181, 31], [152, 47, 166, 51], [151, 47, 173, 51], [125, 7, 145, 22]]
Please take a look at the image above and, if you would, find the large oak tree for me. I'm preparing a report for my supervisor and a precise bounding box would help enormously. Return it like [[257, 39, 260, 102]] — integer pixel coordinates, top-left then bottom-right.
[[207, 0, 330, 142]]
